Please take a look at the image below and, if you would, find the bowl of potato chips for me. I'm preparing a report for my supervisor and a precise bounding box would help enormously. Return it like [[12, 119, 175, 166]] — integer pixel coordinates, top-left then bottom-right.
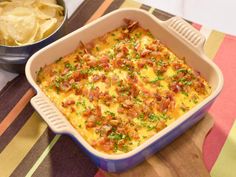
[[0, 0, 67, 73]]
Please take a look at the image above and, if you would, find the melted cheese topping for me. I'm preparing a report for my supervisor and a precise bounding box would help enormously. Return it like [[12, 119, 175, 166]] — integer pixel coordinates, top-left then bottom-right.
[[37, 22, 211, 154]]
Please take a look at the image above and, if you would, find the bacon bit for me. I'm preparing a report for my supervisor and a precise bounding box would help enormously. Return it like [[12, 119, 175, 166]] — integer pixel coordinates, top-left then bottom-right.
[[102, 141, 114, 151], [82, 87, 88, 97], [160, 92, 175, 112], [129, 131, 140, 139], [116, 52, 124, 59], [130, 84, 139, 97], [153, 39, 160, 44], [140, 49, 151, 57], [123, 18, 139, 32], [99, 56, 110, 70], [117, 127, 125, 134], [75, 54, 82, 62], [151, 51, 161, 58], [92, 74, 101, 82], [142, 105, 151, 116], [137, 60, 146, 69], [117, 107, 125, 114], [146, 44, 158, 51], [69, 79, 75, 85], [100, 55, 109, 63], [123, 18, 132, 25], [166, 92, 174, 101], [72, 71, 88, 82], [100, 125, 112, 135], [170, 82, 182, 93], [71, 107, 76, 112], [154, 93, 162, 101], [99, 92, 112, 105], [110, 119, 119, 126], [160, 98, 171, 112], [59, 82, 71, 92], [83, 109, 92, 117], [115, 58, 125, 68], [117, 139, 125, 146], [100, 74, 107, 82], [141, 89, 152, 98], [144, 98, 154, 107], [86, 115, 96, 128], [127, 111, 138, 118], [117, 95, 129, 103], [194, 81, 206, 94], [122, 99, 133, 108], [62, 99, 75, 108], [61, 67, 70, 76], [96, 106, 102, 118], [154, 64, 168, 74], [119, 30, 129, 39], [156, 121, 166, 132], [122, 46, 129, 54], [134, 43, 141, 51], [159, 66, 168, 73], [97, 137, 107, 145], [87, 59, 97, 67], [127, 74, 138, 84], [128, 21, 138, 31], [145, 59, 154, 67], [80, 41, 90, 54], [172, 62, 182, 70], [125, 60, 134, 70], [89, 87, 100, 102]]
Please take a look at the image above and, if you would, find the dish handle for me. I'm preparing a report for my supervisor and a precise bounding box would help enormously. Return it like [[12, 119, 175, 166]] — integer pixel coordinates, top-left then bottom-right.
[[161, 16, 206, 53], [30, 93, 73, 134]]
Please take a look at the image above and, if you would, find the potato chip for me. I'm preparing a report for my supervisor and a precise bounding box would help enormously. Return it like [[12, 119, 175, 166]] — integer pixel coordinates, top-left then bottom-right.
[[15, 22, 40, 45], [0, 8, 37, 43], [0, 0, 64, 46], [37, 18, 57, 40]]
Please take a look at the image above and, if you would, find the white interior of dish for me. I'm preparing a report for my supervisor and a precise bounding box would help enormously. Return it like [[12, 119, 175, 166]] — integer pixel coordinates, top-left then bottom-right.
[[26, 8, 223, 160]]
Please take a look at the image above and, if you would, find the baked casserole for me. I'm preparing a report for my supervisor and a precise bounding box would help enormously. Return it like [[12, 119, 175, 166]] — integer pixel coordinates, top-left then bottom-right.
[[36, 19, 211, 154]]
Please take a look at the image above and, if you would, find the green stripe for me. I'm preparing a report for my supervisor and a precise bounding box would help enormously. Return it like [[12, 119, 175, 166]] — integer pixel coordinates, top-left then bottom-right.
[[25, 135, 61, 177]]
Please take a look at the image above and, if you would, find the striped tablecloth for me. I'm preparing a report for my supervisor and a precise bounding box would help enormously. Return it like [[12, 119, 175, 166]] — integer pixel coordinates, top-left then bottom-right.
[[0, 0, 236, 177]]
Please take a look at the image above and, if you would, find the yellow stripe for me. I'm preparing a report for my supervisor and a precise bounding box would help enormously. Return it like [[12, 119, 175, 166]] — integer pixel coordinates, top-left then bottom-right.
[[204, 30, 225, 59], [120, 0, 141, 8], [148, 7, 155, 13], [0, 112, 47, 177], [211, 121, 236, 177]]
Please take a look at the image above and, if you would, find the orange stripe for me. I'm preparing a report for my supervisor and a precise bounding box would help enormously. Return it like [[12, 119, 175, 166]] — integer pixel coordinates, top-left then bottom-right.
[[0, 88, 35, 136], [86, 0, 113, 24]]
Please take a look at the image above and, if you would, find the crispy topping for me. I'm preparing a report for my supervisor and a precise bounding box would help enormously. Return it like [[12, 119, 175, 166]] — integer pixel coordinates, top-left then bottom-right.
[[37, 19, 211, 154]]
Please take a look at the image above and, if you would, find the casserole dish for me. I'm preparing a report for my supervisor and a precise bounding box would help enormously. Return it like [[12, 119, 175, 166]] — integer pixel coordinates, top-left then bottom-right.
[[25, 9, 223, 172], [0, 0, 67, 73]]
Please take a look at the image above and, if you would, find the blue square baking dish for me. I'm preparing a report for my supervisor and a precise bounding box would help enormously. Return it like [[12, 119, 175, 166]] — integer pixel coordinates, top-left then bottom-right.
[[25, 8, 223, 172]]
